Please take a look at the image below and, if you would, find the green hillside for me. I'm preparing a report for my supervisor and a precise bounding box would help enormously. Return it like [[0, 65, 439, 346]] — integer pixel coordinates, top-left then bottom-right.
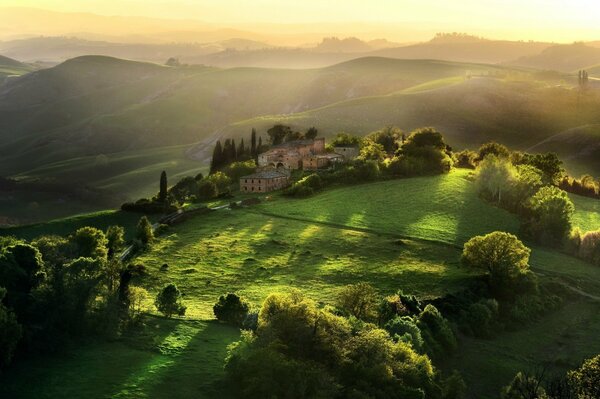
[[2, 170, 599, 399], [0, 54, 34, 82]]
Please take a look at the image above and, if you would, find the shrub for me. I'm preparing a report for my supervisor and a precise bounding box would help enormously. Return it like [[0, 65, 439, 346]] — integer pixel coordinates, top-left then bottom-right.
[[213, 293, 250, 327], [579, 230, 600, 265], [284, 173, 324, 197], [384, 316, 424, 351], [568, 354, 600, 399], [454, 150, 478, 169], [526, 186, 574, 244], [135, 216, 154, 245], [417, 304, 457, 359], [197, 180, 218, 200], [477, 142, 510, 161], [155, 283, 186, 317], [0, 288, 22, 369], [460, 299, 498, 337]]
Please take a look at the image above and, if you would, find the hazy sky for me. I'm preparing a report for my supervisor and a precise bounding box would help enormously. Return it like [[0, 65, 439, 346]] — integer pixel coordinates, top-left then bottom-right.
[[3, 0, 600, 42]]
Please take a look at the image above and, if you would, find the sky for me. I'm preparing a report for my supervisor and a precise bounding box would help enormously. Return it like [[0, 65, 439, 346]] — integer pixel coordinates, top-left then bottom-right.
[[2, 0, 600, 42]]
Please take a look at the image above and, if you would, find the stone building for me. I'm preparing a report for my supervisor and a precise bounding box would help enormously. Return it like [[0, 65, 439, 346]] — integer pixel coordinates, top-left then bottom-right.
[[258, 138, 326, 170], [239, 170, 290, 193], [302, 153, 344, 170], [332, 146, 359, 160]]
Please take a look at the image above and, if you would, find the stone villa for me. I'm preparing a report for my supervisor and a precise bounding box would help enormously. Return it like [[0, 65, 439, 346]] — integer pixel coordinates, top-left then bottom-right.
[[240, 137, 358, 193]]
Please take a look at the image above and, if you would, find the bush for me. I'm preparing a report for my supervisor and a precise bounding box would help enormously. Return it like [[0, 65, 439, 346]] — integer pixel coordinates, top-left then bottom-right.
[[136, 216, 154, 245], [454, 150, 477, 169], [197, 180, 218, 200], [0, 288, 22, 369], [384, 316, 424, 351], [155, 283, 186, 317], [284, 173, 324, 197], [526, 186, 574, 245], [417, 304, 457, 359], [568, 354, 600, 399], [579, 230, 600, 265], [460, 299, 498, 337], [213, 293, 250, 327]]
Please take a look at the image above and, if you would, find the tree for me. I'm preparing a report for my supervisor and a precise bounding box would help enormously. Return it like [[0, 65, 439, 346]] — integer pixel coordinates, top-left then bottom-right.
[[398, 127, 453, 174], [336, 282, 379, 321], [462, 232, 534, 298], [305, 126, 318, 140], [155, 283, 186, 317], [238, 138, 246, 158], [250, 128, 257, 158], [477, 142, 510, 161], [267, 124, 291, 145], [136, 216, 154, 245], [476, 155, 517, 204], [106, 226, 125, 259], [197, 180, 218, 200], [417, 304, 457, 359], [0, 287, 22, 369], [331, 132, 361, 147], [213, 293, 250, 326], [165, 57, 180, 67], [210, 140, 223, 174], [501, 371, 548, 399], [157, 171, 167, 202], [70, 227, 109, 261], [366, 126, 403, 154], [358, 141, 386, 161], [527, 186, 574, 244], [568, 354, 600, 399]]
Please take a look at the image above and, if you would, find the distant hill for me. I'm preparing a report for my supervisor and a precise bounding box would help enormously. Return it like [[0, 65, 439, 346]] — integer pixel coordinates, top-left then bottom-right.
[[511, 43, 600, 72], [314, 37, 375, 53], [0, 54, 35, 83], [1, 54, 599, 222], [0, 36, 273, 64]]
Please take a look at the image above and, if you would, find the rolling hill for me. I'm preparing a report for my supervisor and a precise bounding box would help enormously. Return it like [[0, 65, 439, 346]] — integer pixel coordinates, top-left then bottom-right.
[[511, 42, 600, 72], [1, 55, 599, 224], [0, 54, 35, 83]]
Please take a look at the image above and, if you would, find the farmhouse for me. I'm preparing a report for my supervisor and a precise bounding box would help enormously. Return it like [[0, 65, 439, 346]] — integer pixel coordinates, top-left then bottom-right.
[[257, 138, 326, 170], [239, 169, 290, 193]]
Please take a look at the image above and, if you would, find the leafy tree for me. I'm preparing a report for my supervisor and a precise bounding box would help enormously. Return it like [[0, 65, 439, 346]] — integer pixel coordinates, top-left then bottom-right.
[[417, 304, 457, 359], [454, 150, 478, 169], [267, 124, 291, 145], [384, 315, 424, 351], [159, 171, 168, 202], [197, 180, 218, 200], [358, 141, 386, 161], [155, 283, 186, 317], [461, 232, 534, 298], [0, 287, 22, 369], [476, 155, 517, 205], [515, 152, 564, 185], [168, 176, 199, 201], [330, 132, 361, 147], [477, 141, 510, 161], [568, 354, 600, 399], [136, 216, 154, 245], [213, 293, 250, 326], [501, 372, 548, 399], [399, 127, 453, 174], [205, 171, 232, 194], [526, 186, 574, 244], [70, 227, 109, 260], [366, 126, 403, 154], [222, 160, 256, 181], [305, 126, 318, 140], [336, 282, 379, 321], [105, 226, 125, 259]]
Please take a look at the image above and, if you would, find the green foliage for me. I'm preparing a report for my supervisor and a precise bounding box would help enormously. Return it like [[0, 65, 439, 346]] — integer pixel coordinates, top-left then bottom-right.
[[284, 173, 324, 197], [526, 186, 574, 244], [568, 354, 600, 399], [385, 316, 424, 352], [213, 293, 250, 327], [459, 299, 499, 337], [336, 282, 379, 322], [394, 127, 453, 175], [330, 132, 362, 147], [476, 155, 518, 205], [168, 176, 199, 202], [155, 283, 186, 318], [197, 180, 218, 200], [267, 124, 292, 145], [0, 288, 22, 369], [417, 304, 457, 360], [135, 216, 154, 245], [226, 291, 439, 398], [501, 372, 548, 399], [515, 152, 564, 185], [461, 232, 534, 299], [477, 142, 510, 161], [358, 140, 386, 161], [454, 150, 477, 169], [205, 171, 232, 195], [365, 126, 403, 154], [221, 160, 256, 181], [105, 225, 125, 259]]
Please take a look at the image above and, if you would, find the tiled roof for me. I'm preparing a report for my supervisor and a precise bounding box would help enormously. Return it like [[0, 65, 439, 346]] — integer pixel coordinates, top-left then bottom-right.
[[241, 170, 289, 179]]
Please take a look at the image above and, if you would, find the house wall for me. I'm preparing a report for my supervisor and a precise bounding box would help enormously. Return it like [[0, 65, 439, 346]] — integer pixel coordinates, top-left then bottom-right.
[[334, 147, 359, 159], [302, 157, 329, 170], [240, 176, 289, 193]]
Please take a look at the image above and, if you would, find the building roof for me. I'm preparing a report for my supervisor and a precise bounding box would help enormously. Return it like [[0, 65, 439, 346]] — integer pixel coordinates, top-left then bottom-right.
[[241, 170, 289, 179]]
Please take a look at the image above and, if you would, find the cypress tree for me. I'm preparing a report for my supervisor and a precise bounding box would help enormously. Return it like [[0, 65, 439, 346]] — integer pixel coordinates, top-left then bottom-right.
[[258, 136, 262, 151], [251, 128, 257, 157], [223, 139, 232, 165], [238, 138, 245, 157], [210, 140, 223, 174], [231, 139, 238, 161], [159, 171, 168, 202]]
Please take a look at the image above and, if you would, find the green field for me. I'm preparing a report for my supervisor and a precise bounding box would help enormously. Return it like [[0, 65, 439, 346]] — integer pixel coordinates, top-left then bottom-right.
[[570, 192, 600, 232], [1, 170, 599, 398]]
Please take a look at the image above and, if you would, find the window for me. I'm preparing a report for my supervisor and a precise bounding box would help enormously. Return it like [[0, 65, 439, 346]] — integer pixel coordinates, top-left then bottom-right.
[[251, 187, 254, 191]]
